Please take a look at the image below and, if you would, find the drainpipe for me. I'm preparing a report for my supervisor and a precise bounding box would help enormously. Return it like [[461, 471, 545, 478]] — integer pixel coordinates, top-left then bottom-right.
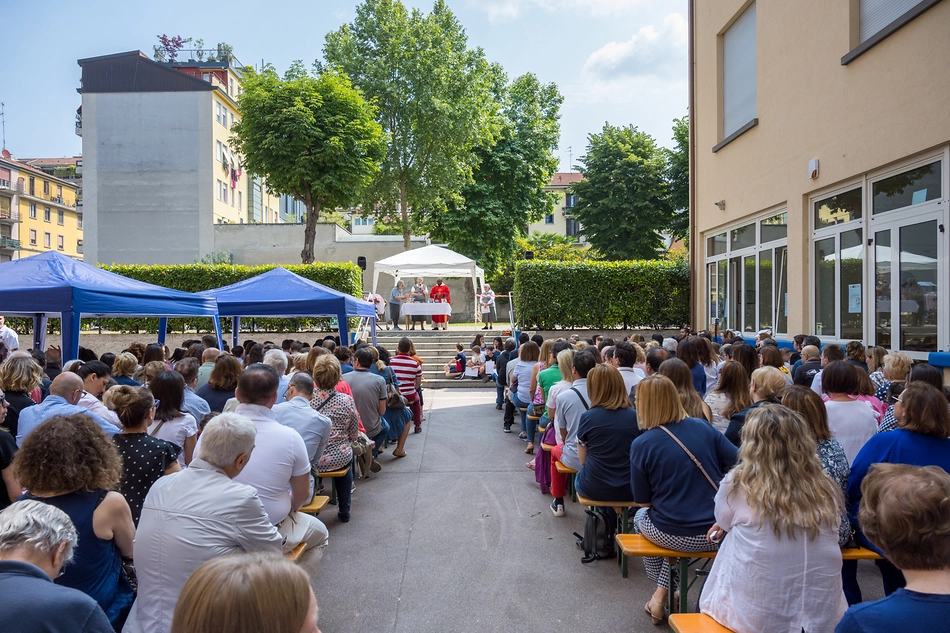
[[688, 0, 698, 329]]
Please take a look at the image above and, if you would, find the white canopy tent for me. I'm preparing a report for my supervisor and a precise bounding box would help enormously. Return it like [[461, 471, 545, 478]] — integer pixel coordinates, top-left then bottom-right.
[[372, 245, 486, 320]]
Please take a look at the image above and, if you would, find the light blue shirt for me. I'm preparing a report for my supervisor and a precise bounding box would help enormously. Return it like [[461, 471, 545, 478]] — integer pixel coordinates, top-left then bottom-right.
[[182, 386, 211, 426], [16, 395, 121, 447], [272, 397, 332, 466], [276, 375, 291, 402]]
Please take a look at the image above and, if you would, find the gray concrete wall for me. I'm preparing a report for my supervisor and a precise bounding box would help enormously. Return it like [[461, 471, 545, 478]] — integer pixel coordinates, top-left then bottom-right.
[[84, 92, 205, 264]]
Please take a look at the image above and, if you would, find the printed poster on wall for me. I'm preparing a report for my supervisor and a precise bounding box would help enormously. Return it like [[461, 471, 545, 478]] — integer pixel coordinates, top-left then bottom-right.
[[848, 284, 862, 313]]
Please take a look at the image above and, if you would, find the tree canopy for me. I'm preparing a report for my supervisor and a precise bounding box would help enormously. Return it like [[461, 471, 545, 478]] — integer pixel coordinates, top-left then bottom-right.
[[323, 0, 500, 249], [666, 115, 689, 243], [429, 72, 562, 274], [570, 124, 673, 261], [230, 63, 386, 263]]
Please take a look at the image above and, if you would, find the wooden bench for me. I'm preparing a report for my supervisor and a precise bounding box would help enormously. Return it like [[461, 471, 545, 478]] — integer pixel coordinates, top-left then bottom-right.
[[316, 466, 350, 505], [554, 460, 578, 503], [285, 542, 307, 563], [300, 495, 330, 515], [617, 534, 882, 615], [576, 495, 639, 577], [540, 443, 555, 452], [669, 614, 733, 633]]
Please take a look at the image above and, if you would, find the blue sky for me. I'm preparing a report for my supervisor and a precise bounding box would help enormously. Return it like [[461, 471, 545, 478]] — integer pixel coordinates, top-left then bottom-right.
[[0, 0, 687, 172]]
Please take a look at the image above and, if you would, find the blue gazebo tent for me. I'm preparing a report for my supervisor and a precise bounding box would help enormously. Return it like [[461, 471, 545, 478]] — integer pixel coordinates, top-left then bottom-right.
[[198, 267, 376, 347], [0, 252, 222, 361]]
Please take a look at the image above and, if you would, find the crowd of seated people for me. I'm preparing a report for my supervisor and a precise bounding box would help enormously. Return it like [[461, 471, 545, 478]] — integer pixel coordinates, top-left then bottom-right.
[[0, 330, 434, 632], [495, 328, 950, 631]]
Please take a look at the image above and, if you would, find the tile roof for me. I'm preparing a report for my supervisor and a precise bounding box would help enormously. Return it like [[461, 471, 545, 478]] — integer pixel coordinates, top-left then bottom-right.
[[548, 172, 584, 186]]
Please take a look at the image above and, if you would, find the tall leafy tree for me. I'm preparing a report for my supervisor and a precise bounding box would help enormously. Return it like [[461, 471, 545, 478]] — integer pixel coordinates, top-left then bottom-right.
[[323, 0, 499, 249], [666, 114, 689, 242], [571, 124, 672, 260], [231, 63, 386, 263], [429, 72, 563, 274]]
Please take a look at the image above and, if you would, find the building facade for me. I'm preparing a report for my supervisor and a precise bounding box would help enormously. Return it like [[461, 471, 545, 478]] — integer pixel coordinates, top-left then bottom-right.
[[691, 0, 949, 359], [77, 50, 282, 264], [0, 152, 82, 261], [528, 172, 585, 241]]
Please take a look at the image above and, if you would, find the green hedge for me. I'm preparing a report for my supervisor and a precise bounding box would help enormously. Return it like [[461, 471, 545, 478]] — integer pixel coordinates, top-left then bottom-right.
[[10, 263, 363, 336], [513, 260, 690, 329]]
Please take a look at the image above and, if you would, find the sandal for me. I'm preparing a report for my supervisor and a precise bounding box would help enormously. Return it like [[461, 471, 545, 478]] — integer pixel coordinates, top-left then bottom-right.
[[524, 443, 534, 455], [644, 598, 666, 625], [392, 449, 407, 458]]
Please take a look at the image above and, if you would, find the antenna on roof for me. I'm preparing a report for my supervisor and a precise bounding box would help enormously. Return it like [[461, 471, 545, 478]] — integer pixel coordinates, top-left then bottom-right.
[[0, 103, 5, 151], [567, 146, 572, 173]]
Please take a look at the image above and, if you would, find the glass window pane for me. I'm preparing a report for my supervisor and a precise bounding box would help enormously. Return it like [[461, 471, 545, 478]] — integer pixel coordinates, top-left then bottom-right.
[[731, 223, 756, 250], [840, 229, 864, 341], [744, 256, 756, 333], [776, 246, 788, 334], [717, 260, 728, 331], [814, 188, 862, 229], [758, 249, 773, 331], [899, 221, 938, 352], [815, 237, 836, 337], [708, 263, 717, 326], [706, 232, 727, 257], [760, 211, 787, 243], [874, 230, 892, 349], [873, 161, 941, 215]]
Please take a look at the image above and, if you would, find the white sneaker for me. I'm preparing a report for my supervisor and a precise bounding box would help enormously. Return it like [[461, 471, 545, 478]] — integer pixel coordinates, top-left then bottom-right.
[[550, 499, 565, 517]]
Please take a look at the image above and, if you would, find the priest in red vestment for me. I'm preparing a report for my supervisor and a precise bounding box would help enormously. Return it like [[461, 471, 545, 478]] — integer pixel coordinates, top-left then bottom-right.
[[430, 278, 451, 331]]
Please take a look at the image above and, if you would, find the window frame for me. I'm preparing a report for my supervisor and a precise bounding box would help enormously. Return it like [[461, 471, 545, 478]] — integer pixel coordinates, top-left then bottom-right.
[[29, 229, 37, 245], [43, 232, 51, 249], [717, 1, 758, 150], [57, 235, 64, 251], [57, 209, 64, 225], [843, 0, 942, 65]]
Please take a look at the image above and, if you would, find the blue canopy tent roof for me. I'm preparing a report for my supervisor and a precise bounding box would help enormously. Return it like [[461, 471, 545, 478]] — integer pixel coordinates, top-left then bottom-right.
[[198, 267, 376, 346], [0, 252, 221, 361]]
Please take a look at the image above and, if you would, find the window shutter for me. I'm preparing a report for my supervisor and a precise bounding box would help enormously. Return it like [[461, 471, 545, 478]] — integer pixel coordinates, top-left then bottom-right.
[[860, 0, 922, 42], [722, 2, 757, 138]]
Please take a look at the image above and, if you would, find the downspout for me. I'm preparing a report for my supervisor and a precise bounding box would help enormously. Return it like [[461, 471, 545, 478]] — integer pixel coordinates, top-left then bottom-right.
[[688, 0, 698, 329]]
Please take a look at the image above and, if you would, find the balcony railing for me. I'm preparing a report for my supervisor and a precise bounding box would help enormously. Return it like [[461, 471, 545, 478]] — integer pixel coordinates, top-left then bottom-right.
[[0, 209, 21, 222], [0, 180, 10, 190], [0, 237, 21, 249]]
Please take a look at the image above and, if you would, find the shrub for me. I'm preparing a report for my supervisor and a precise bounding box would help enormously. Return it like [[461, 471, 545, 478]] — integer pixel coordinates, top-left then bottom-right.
[[512, 259, 689, 329]]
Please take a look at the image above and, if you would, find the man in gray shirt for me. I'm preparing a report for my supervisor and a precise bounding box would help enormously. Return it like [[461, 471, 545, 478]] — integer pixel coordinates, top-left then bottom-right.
[[342, 347, 388, 452], [273, 372, 331, 466], [550, 351, 596, 517]]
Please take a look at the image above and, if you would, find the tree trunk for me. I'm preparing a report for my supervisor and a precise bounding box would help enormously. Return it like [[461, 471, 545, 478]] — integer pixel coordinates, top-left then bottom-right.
[[301, 199, 323, 264], [400, 180, 410, 250]]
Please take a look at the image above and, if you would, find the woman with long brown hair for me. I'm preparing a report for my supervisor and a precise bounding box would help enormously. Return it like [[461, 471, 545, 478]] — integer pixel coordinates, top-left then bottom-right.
[[197, 355, 243, 413], [700, 404, 847, 631], [703, 361, 751, 433], [657, 358, 713, 424]]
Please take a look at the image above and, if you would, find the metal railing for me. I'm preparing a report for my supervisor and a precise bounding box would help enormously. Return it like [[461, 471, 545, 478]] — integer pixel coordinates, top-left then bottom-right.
[[0, 237, 21, 249], [0, 209, 21, 222]]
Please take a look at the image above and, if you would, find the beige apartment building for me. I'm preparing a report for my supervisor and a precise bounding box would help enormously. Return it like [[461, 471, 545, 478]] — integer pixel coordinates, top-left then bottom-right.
[[690, 0, 949, 358]]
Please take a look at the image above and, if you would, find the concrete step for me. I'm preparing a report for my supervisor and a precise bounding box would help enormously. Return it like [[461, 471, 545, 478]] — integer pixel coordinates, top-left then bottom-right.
[[423, 377, 496, 389]]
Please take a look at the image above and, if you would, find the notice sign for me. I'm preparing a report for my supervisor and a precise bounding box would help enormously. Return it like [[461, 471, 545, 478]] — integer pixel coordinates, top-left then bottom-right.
[[848, 284, 862, 313]]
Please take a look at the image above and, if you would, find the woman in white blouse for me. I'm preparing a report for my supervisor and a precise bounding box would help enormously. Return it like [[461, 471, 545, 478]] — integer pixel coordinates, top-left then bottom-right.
[[147, 370, 198, 467], [703, 361, 751, 433], [700, 404, 847, 632]]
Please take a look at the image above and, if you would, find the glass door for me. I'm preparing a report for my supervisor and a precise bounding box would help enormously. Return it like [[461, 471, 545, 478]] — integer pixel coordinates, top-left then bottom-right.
[[871, 213, 944, 354]]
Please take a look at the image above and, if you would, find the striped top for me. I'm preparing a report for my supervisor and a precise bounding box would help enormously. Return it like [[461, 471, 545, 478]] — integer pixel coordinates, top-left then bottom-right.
[[390, 354, 422, 396]]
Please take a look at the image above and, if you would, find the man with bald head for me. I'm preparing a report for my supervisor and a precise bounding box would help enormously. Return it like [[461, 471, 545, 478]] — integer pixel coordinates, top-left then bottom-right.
[[15, 373, 119, 446], [793, 345, 822, 388]]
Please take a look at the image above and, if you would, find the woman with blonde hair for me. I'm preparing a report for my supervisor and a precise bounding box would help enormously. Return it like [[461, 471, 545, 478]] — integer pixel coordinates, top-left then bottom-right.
[[724, 366, 786, 446], [874, 351, 913, 402], [111, 352, 142, 387], [700, 404, 847, 632], [0, 355, 41, 439], [703, 361, 752, 433], [171, 553, 319, 633], [134, 360, 170, 387], [629, 375, 738, 624], [567, 365, 640, 518], [657, 358, 713, 423], [866, 346, 888, 390]]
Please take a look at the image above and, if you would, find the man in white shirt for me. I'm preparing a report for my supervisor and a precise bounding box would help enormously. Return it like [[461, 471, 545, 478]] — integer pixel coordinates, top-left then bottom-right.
[[273, 372, 331, 467], [127, 413, 282, 633], [0, 316, 18, 354], [549, 351, 596, 517], [203, 363, 329, 576], [612, 341, 643, 396], [810, 343, 845, 396]]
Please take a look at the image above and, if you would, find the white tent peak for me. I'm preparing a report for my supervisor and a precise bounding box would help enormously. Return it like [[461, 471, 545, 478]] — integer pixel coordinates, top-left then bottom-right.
[[371, 244, 486, 319]]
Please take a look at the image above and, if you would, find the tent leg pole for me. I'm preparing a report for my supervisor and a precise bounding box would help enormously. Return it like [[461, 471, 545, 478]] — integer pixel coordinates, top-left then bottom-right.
[[232, 317, 240, 349], [158, 318, 168, 347], [371, 316, 377, 346], [213, 317, 223, 351]]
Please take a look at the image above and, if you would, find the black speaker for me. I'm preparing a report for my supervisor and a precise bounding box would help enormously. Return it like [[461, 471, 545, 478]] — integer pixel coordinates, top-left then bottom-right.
[[357, 256, 367, 270], [524, 251, 534, 260]]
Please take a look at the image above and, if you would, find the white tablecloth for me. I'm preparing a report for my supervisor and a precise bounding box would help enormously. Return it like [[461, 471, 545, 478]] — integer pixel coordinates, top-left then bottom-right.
[[400, 303, 453, 316]]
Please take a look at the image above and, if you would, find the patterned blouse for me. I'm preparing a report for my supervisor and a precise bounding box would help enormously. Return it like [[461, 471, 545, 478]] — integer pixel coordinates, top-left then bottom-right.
[[816, 437, 851, 546], [311, 389, 360, 472]]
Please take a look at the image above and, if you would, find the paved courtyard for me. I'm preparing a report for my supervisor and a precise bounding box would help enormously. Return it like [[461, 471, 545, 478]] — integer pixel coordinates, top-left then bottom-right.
[[311, 388, 884, 633]]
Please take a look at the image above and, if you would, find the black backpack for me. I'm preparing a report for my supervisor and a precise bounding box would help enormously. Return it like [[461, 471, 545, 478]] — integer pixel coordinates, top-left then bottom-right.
[[574, 508, 617, 563]]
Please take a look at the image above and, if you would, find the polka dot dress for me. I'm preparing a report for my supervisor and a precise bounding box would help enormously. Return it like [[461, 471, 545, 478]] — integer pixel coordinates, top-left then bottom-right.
[[112, 433, 182, 526]]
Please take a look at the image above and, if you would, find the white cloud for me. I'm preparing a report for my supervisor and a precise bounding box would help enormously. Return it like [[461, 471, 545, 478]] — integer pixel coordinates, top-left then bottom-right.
[[582, 13, 687, 80], [476, 0, 649, 22]]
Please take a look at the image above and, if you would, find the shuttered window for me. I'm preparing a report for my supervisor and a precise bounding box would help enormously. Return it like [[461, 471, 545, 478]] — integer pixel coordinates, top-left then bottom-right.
[[722, 3, 757, 138], [860, 0, 923, 42]]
